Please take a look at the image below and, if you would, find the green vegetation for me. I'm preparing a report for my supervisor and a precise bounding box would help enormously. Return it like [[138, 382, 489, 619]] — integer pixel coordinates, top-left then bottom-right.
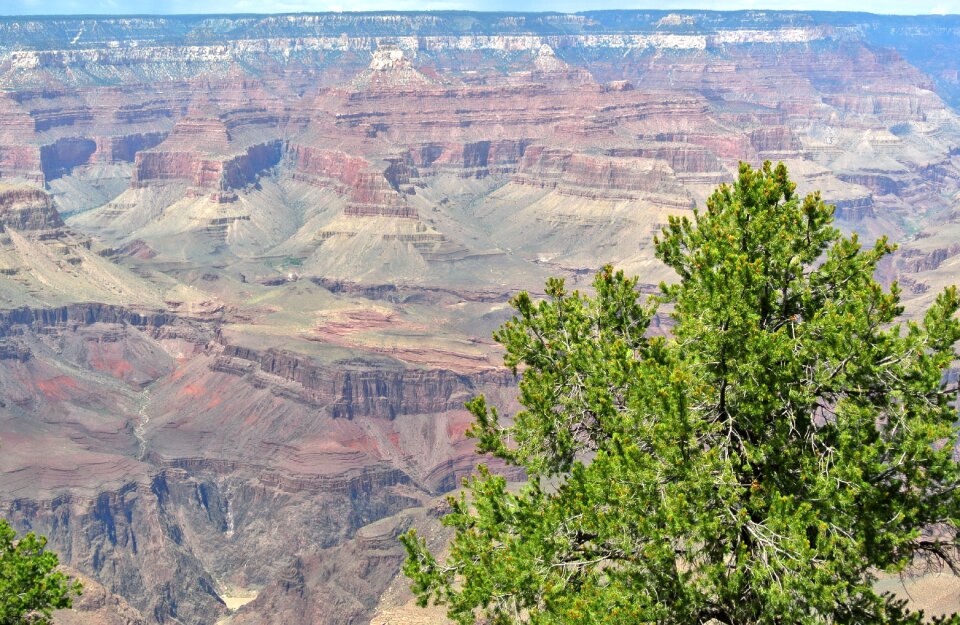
[[402, 162, 960, 625], [0, 519, 80, 625]]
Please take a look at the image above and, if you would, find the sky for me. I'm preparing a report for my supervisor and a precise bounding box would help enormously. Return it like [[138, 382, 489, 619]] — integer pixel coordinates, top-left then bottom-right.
[[1, 0, 958, 15]]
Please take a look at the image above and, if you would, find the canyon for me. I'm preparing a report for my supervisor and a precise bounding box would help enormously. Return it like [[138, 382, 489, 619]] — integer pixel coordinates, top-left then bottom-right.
[[0, 9, 959, 624]]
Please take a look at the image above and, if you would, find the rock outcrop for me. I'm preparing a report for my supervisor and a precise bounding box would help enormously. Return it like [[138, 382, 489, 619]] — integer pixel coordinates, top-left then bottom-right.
[[55, 568, 147, 625], [290, 147, 417, 218], [132, 117, 283, 198], [350, 45, 439, 92], [514, 146, 690, 204], [214, 343, 511, 419], [0, 184, 64, 231]]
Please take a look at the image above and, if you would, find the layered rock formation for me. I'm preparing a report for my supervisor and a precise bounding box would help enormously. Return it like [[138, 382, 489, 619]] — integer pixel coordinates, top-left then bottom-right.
[[290, 147, 418, 218], [350, 45, 439, 92], [0, 184, 64, 231], [514, 146, 690, 204], [132, 117, 283, 201], [0, 186, 198, 308], [0, 287, 508, 624]]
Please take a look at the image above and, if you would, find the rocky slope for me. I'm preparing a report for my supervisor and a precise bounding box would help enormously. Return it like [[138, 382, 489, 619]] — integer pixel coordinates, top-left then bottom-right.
[[0, 9, 958, 625]]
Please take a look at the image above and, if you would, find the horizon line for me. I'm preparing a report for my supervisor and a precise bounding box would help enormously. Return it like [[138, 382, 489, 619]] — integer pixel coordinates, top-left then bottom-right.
[[1, 8, 959, 18]]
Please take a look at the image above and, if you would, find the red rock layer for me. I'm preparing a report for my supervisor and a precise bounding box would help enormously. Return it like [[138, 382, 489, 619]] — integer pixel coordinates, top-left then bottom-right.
[[0, 146, 43, 183], [132, 139, 283, 193], [407, 139, 532, 177], [290, 146, 418, 218], [514, 145, 689, 203], [605, 144, 725, 176]]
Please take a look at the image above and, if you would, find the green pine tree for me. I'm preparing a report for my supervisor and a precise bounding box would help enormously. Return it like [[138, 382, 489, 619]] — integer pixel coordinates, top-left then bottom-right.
[[402, 161, 960, 625], [0, 519, 81, 625]]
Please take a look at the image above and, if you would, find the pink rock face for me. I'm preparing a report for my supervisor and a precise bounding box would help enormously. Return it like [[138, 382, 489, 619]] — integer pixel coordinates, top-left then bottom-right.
[[0, 145, 44, 183], [290, 147, 369, 190], [408, 139, 531, 176], [514, 146, 687, 202], [748, 127, 802, 156], [133, 140, 282, 192], [604, 144, 725, 176], [133, 151, 201, 186], [291, 147, 418, 218]]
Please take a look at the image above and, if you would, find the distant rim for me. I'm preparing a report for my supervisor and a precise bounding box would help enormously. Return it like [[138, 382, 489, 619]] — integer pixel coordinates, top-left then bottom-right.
[[0, 9, 959, 19]]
